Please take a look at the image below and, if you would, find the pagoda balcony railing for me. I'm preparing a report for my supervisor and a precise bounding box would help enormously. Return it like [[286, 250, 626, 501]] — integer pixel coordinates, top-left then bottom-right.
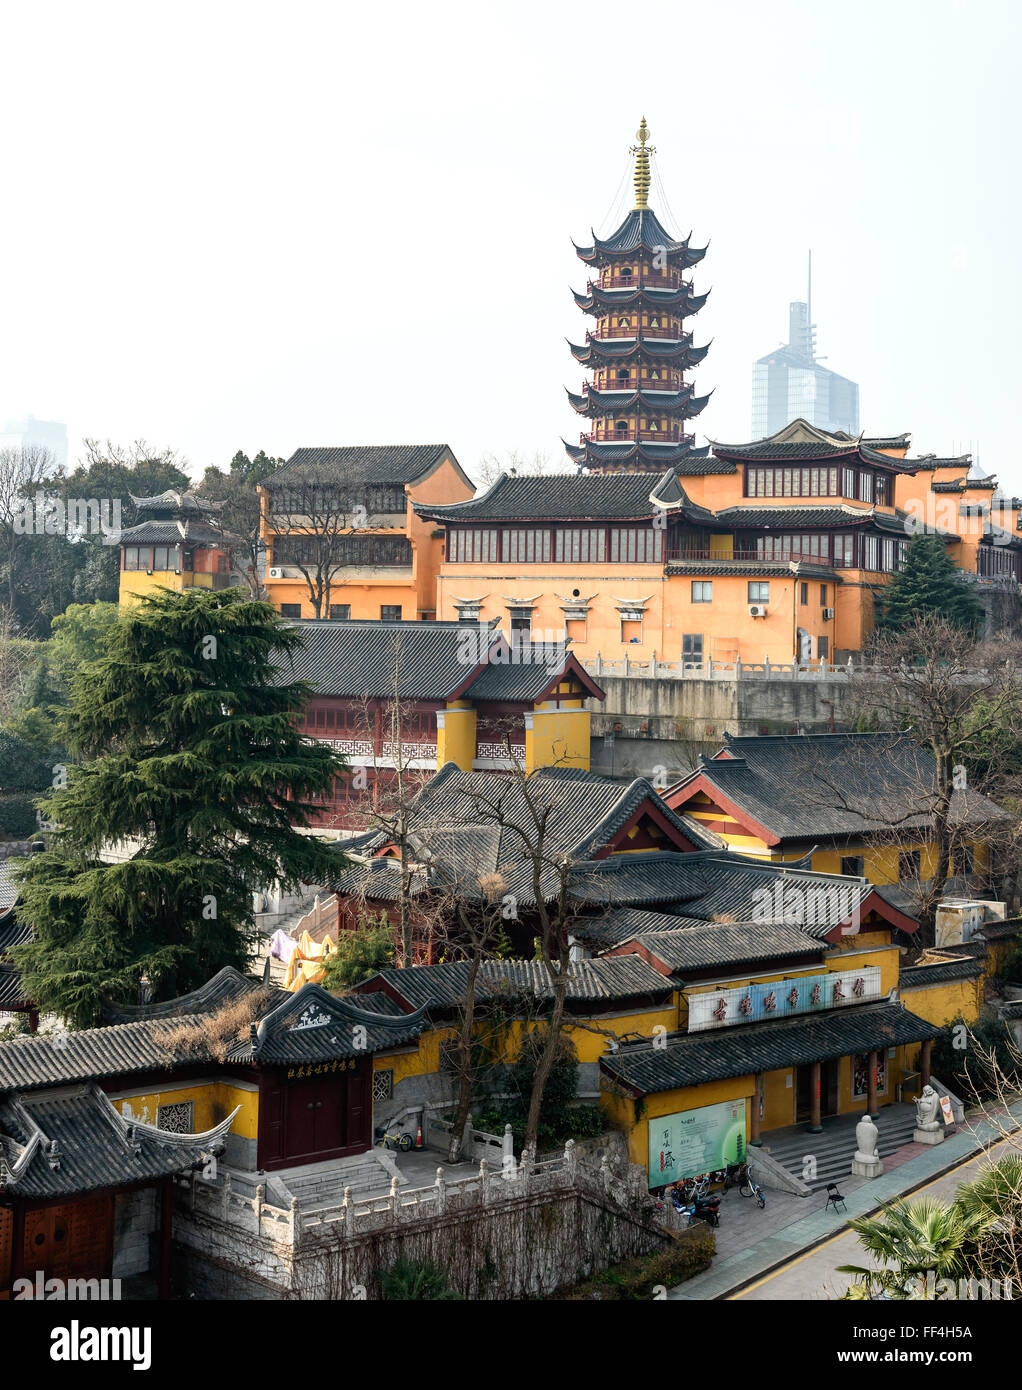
[[591, 378, 682, 393], [589, 431, 686, 445], [582, 431, 694, 448], [600, 273, 689, 292], [590, 277, 692, 295], [597, 326, 686, 342], [666, 548, 834, 568]]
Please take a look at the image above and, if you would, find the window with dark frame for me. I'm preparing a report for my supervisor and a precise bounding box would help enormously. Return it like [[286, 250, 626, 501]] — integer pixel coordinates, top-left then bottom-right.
[[898, 849, 921, 881], [841, 854, 864, 878]]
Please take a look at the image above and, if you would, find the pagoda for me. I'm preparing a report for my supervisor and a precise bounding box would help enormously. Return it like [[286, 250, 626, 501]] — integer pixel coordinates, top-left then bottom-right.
[[565, 119, 712, 474]]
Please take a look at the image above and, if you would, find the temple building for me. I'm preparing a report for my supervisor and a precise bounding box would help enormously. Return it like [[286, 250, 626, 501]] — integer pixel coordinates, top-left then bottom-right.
[[665, 732, 1011, 892], [419, 419, 1022, 664], [118, 489, 233, 607], [276, 618, 605, 831], [565, 119, 712, 475], [259, 445, 474, 622]]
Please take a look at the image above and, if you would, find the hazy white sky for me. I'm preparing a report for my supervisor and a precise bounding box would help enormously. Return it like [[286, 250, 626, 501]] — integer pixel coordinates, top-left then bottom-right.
[[2, 0, 1019, 490]]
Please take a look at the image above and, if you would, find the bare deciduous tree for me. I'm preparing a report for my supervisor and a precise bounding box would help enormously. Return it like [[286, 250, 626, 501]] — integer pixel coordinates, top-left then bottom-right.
[[0, 445, 57, 611], [805, 615, 1022, 942], [261, 459, 394, 619]]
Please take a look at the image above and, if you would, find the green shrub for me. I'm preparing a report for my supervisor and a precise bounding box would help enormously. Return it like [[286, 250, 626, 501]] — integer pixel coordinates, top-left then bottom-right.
[[377, 1258, 463, 1300], [998, 944, 1022, 987], [931, 1013, 1021, 1101], [0, 793, 39, 837], [321, 913, 395, 990], [555, 1227, 715, 1300], [473, 1032, 608, 1149]]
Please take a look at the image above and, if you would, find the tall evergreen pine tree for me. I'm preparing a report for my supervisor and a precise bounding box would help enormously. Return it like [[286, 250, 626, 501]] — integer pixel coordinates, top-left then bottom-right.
[[875, 533, 983, 635], [12, 588, 346, 1027]]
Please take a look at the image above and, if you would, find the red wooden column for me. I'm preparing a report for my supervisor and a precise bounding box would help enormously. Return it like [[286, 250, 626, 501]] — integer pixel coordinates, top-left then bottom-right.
[[920, 1039, 932, 1089], [809, 1061, 823, 1132], [867, 1050, 879, 1118]]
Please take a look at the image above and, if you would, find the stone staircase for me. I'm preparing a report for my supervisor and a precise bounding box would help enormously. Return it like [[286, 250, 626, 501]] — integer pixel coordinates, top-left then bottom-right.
[[760, 1104, 918, 1192], [273, 1150, 401, 1212]]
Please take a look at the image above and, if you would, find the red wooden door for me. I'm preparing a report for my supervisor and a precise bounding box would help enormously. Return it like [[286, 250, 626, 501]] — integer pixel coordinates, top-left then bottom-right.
[[23, 1196, 113, 1284], [259, 1066, 374, 1169]]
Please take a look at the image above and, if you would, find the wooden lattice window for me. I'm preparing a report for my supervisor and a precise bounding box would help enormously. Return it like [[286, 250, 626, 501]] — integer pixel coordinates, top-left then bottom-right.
[[372, 1069, 394, 1103]]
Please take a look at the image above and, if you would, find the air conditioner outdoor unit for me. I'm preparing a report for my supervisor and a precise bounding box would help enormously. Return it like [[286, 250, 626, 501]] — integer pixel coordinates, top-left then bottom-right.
[[268, 567, 284, 579], [822, 607, 835, 620], [748, 604, 767, 618]]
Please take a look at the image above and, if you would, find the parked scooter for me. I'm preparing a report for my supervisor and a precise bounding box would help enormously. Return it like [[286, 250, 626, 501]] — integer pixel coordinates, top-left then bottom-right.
[[670, 1185, 720, 1227]]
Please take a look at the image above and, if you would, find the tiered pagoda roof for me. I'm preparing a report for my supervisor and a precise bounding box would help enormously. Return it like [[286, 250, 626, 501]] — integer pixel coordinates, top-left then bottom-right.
[[709, 419, 918, 472], [573, 207, 708, 267], [566, 120, 712, 474], [572, 284, 710, 315]]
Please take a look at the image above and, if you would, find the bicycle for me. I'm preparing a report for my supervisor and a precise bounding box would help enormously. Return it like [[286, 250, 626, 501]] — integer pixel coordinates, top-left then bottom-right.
[[739, 1169, 766, 1208], [375, 1124, 414, 1153], [723, 1161, 751, 1192]]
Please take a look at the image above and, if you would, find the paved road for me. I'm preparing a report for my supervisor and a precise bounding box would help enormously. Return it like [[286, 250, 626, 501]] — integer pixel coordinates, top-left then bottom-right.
[[730, 1133, 1022, 1300]]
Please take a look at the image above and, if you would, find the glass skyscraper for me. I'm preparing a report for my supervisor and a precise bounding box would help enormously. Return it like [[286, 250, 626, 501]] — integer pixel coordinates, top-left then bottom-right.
[[752, 297, 859, 439]]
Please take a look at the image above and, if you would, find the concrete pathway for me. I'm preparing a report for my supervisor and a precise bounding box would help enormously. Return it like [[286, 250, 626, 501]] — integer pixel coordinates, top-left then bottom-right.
[[735, 1130, 1022, 1300], [668, 1100, 1022, 1301]]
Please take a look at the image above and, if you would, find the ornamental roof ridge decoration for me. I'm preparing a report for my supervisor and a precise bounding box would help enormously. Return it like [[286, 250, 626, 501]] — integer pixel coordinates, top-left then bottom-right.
[[252, 981, 426, 1053], [93, 1083, 239, 1151]]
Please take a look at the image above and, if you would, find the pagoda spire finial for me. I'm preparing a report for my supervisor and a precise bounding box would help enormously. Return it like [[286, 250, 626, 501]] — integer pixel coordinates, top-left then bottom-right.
[[631, 117, 654, 210]]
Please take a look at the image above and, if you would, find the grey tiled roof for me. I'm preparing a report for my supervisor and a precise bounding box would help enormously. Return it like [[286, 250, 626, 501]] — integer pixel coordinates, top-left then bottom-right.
[[712, 505, 913, 532], [575, 207, 706, 261], [665, 560, 841, 579], [898, 955, 985, 988], [415, 472, 669, 522], [601, 1001, 941, 1095], [0, 861, 18, 921], [263, 444, 463, 487], [105, 966, 263, 1023], [359, 956, 673, 1016], [234, 985, 423, 1064], [0, 970, 417, 1091], [979, 918, 1022, 942], [601, 916, 825, 974], [332, 764, 715, 906], [0, 1083, 235, 1199], [710, 439, 915, 472], [275, 620, 603, 705], [678, 732, 1010, 843], [117, 518, 223, 546], [566, 852, 717, 907], [0, 965, 27, 1008]]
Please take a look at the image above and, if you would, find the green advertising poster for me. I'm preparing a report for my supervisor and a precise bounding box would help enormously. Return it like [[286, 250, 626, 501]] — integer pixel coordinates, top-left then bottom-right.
[[648, 1099, 747, 1187]]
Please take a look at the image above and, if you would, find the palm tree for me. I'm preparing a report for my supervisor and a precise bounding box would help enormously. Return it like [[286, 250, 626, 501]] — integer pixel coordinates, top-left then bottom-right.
[[955, 1154, 1022, 1289], [956, 1154, 1022, 1221], [837, 1196, 996, 1299]]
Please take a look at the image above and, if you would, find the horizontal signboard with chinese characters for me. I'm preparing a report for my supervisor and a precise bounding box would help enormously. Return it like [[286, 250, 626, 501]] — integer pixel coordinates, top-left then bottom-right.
[[687, 965, 882, 1032]]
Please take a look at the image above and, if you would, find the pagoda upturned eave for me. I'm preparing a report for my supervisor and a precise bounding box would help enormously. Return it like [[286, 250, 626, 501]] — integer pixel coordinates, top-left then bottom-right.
[[572, 207, 707, 267], [569, 336, 711, 368], [572, 285, 711, 316], [566, 386, 712, 419], [564, 438, 712, 469]]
